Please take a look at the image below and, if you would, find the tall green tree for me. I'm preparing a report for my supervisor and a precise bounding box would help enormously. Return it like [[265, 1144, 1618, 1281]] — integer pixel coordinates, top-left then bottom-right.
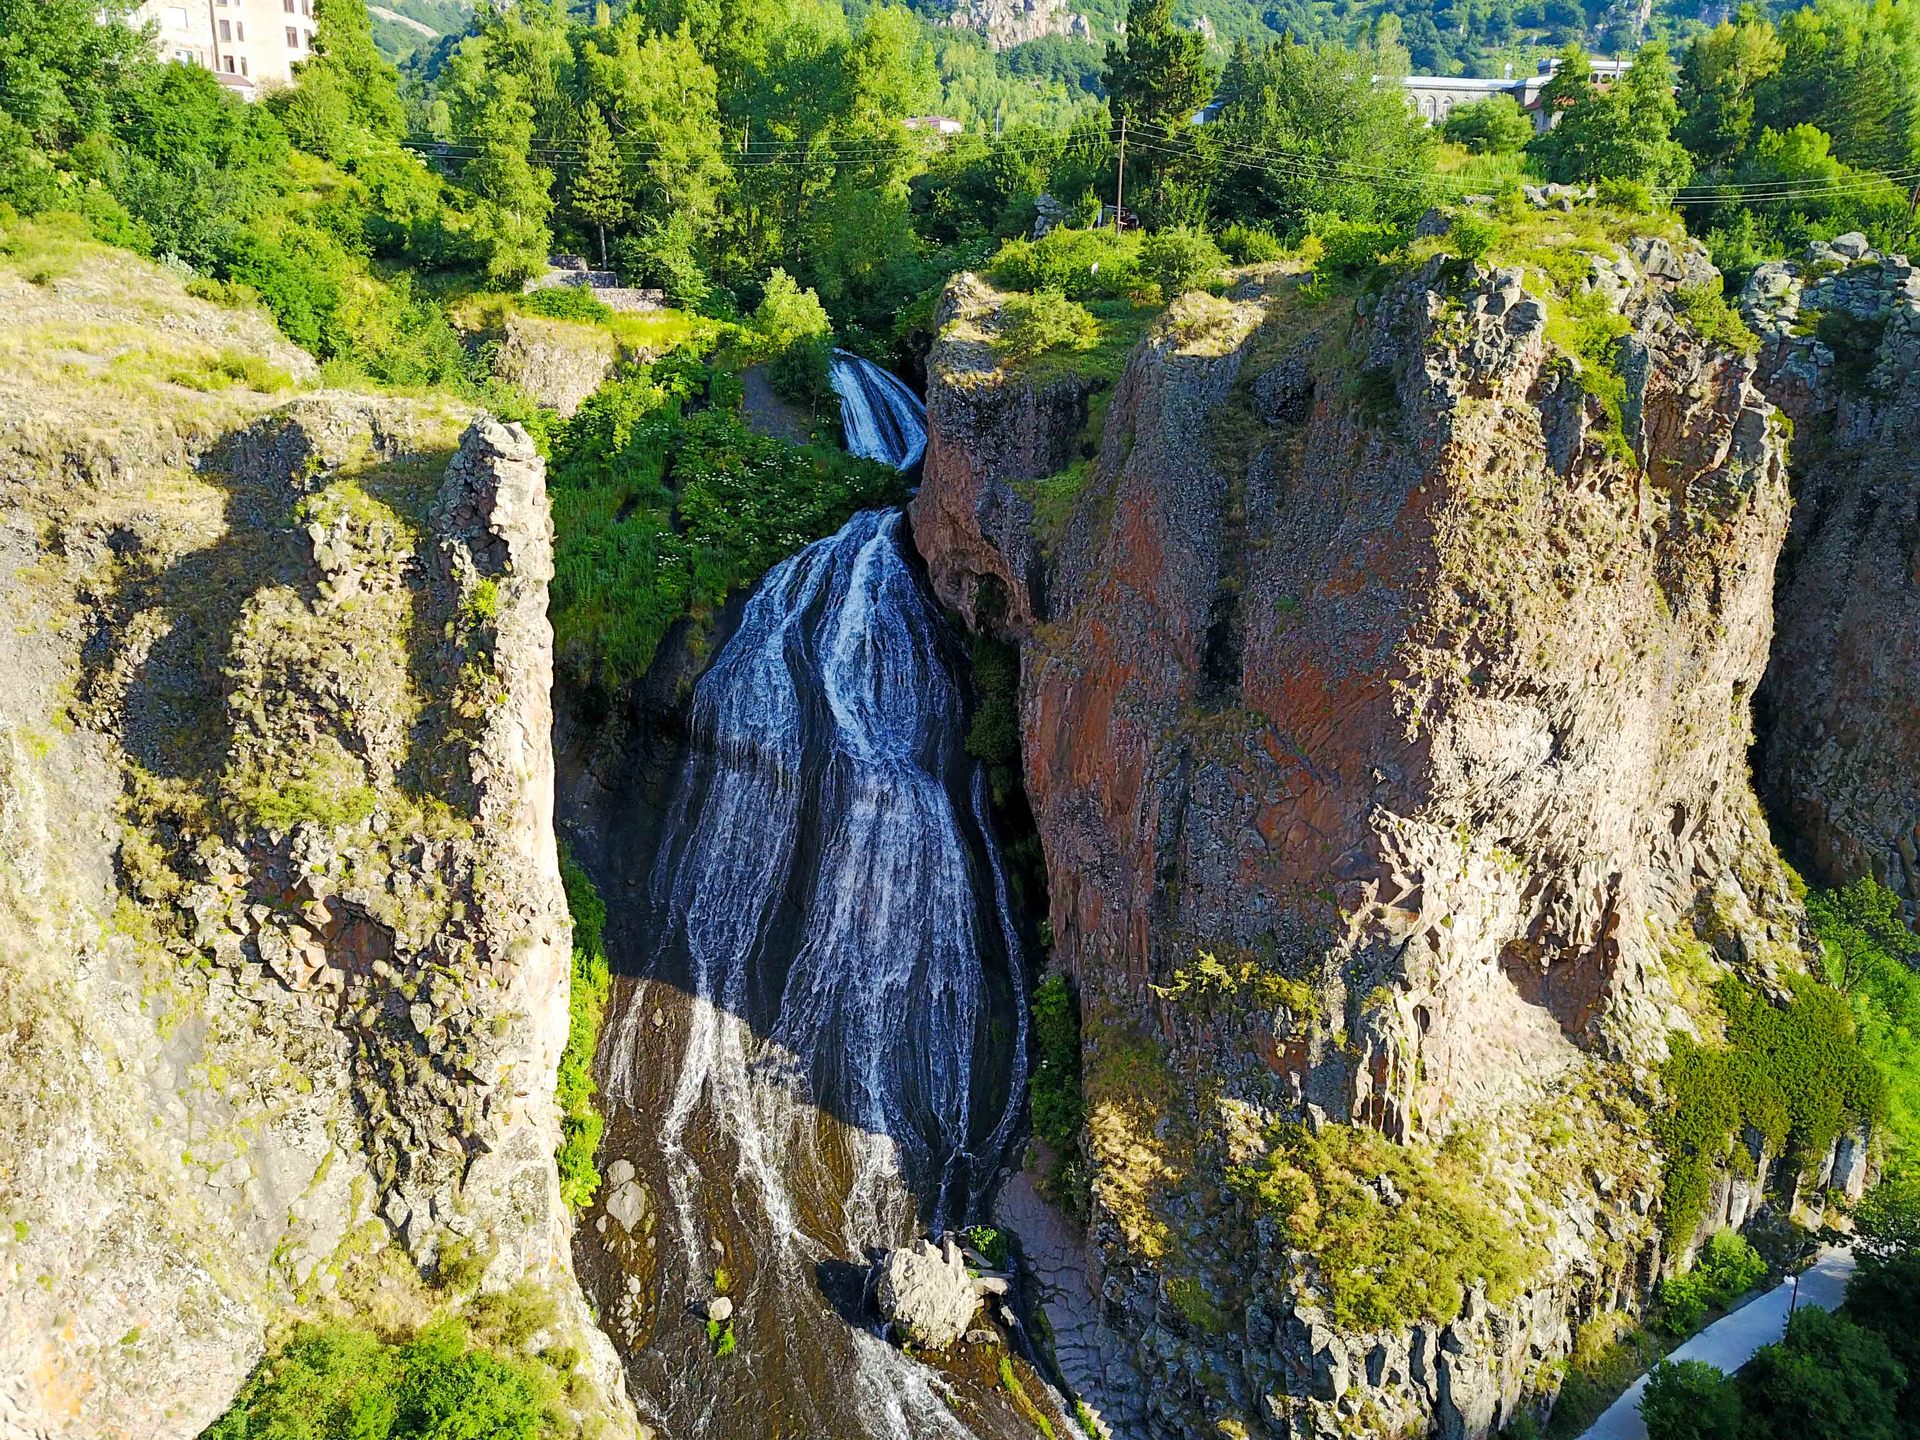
[[1530, 42, 1692, 190], [1104, 0, 1213, 224], [1210, 35, 1433, 237], [569, 103, 628, 268], [1755, 0, 1920, 174], [1677, 7, 1785, 169], [275, 0, 406, 160], [0, 0, 147, 146]]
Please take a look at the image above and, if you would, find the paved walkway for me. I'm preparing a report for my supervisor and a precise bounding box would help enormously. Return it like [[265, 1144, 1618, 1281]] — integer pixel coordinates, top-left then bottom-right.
[[1578, 1245, 1856, 1440]]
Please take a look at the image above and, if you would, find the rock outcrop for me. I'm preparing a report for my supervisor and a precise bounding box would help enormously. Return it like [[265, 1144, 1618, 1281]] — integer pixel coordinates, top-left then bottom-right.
[[1744, 235, 1920, 912], [915, 222, 1803, 1438], [941, 0, 1092, 48], [491, 310, 620, 417], [875, 1236, 985, 1349], [0, 243, 632, 1439]]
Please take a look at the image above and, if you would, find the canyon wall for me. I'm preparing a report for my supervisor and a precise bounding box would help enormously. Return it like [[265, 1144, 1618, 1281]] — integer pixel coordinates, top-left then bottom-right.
[[0, 247, 630, 1438], [1744, 237, 1920, 912], [915, 220, 1811, 1439]]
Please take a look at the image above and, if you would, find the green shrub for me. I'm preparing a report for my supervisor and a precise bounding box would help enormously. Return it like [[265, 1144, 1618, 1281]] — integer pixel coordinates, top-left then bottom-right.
[[1227, 1122, 1540, 1330], [1311, 220, 1404, 287], [1654, 974, 1885, 1241], [752, 268, 835, 409], [1640, 1359, 1743, 1440], [995, 290, 1100, 362], [522, 284, 615, 324], [964, 1224, 1010, 1269], [548, 363, 903, 685], [200, 1318, 556, 1440], [1737, 1306, 1905, 1440], [1030, 974, 1084, 1150], [966, 634, 1021, 800], [1657, 1230, 1767, 1334], [988, 226, 1141, 300], [1674, 282, 1760, 357], [1219, 222, 1284, 264], [1442, 94, 1535, 155], [1140, 225, 1228, 297], [1447, 210, 1499, 264], [556, 850, 612, 1210], [1597, 177, 1657, 215]]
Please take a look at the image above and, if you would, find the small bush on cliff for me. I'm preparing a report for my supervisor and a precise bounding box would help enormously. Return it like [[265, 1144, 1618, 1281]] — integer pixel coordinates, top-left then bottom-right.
[[989, 227, 1142, 300], [1140, 225, 1228, 298], [1657, 1229, 1767, 1335], [523, 286, 615, 325], [966, 634, 1022, 801], [1654, 974, 1883, 1242], [1227, 1121, 1539, 1330], [1031, 974, 1085, 1150], [556, 850, 611, 1211], [1674, 282, 1760, 357], [994, 291, 1101, 363], [201, 1317, 558, 1440]]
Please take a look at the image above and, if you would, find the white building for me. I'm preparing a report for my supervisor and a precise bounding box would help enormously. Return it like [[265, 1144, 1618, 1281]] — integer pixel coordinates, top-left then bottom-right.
[[1402, 56, 1635, 132], [133, 0, 320, 98]]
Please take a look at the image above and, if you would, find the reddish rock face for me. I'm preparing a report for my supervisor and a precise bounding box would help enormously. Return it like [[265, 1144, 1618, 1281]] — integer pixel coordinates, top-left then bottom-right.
[[916, 237, 1806, 1438], [1744, 244, 1920, 914]]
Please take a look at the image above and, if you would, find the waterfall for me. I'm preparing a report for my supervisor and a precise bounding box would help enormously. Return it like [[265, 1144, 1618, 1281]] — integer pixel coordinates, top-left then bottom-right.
[[830, 350, 928, 471], [593, 507, 1029, 1440]]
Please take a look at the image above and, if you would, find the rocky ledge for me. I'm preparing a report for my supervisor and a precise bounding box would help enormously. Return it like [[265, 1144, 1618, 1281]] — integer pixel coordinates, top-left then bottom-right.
[[915, 218, 1818, 1439], [0, 250, 633, 1440]]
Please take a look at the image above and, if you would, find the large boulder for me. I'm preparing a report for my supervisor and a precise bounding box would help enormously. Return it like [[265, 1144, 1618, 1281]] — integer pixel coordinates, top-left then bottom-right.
[[875, 1236, 980, 1350]]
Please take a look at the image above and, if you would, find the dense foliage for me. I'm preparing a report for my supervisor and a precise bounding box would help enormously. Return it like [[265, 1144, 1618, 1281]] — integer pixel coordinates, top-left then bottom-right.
[[1653, 973, 1884, 1242], [547, 358, 903, 685], [1656, 1229, 1767, 1335], [1811, 878, 1920, 1161], [557, 850, 612, 1212], [202, 1313, 567, 1440]]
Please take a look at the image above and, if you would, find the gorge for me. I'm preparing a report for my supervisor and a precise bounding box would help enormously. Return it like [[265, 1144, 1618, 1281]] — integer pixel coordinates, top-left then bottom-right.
[[2, 201, 1917, 1440]]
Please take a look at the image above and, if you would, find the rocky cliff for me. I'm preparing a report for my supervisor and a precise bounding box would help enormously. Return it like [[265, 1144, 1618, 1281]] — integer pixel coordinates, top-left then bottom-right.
[[1743, 235, 1920, 913], [0, 237, 630, 1438], [914, 213, 1810, 1438]]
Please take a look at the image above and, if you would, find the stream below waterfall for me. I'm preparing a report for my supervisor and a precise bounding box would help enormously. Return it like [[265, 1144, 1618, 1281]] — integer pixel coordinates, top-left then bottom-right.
[[571, 358, 1044, 1440]]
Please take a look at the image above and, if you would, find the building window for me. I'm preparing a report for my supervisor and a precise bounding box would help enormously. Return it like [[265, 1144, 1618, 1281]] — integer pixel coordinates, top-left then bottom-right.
[[224, 55, 236, 72], [302, 0, 312, 14], [284, 0, 295, 10], [304, 29, 314, 46], [287, 25, 298, 46], [240, 57, 249, 76], [236, 22, 244, 39], [165, 5, 189, 25], [218, 18, 230, 39]]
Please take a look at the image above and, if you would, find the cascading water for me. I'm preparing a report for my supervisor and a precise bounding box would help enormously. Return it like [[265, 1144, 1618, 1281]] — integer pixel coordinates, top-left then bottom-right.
[[576, 367, 1036, 1439], [830, 350, 929, 471]]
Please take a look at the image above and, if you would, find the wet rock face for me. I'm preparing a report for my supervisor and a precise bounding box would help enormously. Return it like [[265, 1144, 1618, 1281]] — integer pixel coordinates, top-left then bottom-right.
[[1744, 238, 1920, 911], [917, 244, 1799, 1438], [0, 394, 630, 1438]]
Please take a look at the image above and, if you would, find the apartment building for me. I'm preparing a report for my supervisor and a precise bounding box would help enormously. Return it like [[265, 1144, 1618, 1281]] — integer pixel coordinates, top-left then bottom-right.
[[133, 0, 320, 97]]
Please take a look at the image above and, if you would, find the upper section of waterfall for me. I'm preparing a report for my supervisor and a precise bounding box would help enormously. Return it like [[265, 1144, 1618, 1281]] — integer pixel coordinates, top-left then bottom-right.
[[830, 351, 928, 472]]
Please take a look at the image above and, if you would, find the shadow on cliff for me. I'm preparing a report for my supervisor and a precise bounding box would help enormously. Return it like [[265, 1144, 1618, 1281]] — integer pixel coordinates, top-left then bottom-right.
[[77, 435, 472, 836]]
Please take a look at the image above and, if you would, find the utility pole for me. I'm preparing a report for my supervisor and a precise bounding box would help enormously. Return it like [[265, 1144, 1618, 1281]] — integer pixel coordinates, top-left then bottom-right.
[[1114, 113, 1127, 235]]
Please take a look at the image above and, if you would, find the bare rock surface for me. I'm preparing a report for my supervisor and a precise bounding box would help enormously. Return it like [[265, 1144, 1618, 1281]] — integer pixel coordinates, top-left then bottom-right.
[[916, 227, 1805, 1439], [0, 241, 633, 1440], [491, 311, 619, 417], [875, 1236, 982, 1350], [1744, 239, 1920, 911]]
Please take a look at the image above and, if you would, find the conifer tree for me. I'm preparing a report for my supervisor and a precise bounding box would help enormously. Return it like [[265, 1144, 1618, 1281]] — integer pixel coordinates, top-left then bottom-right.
[[570, 103, 628, 269]]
